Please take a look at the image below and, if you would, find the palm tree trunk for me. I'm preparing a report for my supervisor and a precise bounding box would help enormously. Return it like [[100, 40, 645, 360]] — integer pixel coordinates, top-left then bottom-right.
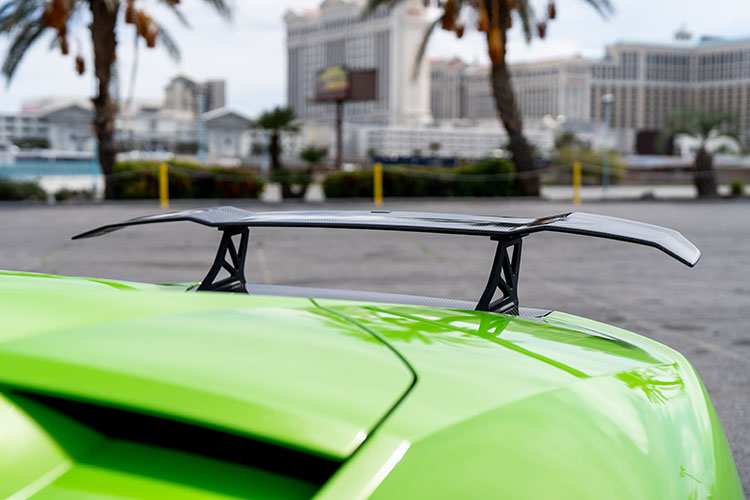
[[269, 131, 281, 174], [490, 62, 539, 196], [89, 0, 119, 199], [694, 146, 718, 198]]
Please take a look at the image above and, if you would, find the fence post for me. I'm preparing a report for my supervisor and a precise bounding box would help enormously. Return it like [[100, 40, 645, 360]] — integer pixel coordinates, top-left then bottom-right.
[[373, 162, 383, 207], [572, 161, 581, 205], [159, 162, 170, 209]]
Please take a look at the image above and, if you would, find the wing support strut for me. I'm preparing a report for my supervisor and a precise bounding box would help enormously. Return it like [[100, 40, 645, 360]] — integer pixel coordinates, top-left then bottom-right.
[[476, 236, 523, 314], [197, 227, 249, 292], [74, 206, 702, 312]]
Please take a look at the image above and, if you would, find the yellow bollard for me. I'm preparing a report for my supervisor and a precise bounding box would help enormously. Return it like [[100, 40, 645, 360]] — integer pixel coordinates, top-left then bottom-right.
[[572, 161, 581, 205], [373, 162, 383, 207], [159, 162, 170, 209]]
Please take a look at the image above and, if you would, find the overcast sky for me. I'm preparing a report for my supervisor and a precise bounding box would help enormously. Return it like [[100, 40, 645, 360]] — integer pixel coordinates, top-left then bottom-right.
[[1, 0, 748, 115]]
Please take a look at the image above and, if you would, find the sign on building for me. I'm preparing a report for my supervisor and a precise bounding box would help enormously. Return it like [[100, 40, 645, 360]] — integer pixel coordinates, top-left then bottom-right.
[[314, 66, 378, 169], [315, 66, 377, 102]]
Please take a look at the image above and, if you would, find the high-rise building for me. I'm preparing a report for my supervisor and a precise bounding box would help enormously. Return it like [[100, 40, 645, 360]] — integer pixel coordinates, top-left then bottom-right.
[[430, 58, 466, 120], [430, 34, 750, 149], [284, 0, 431, 126], [589, 37, 750, 139], [431, 57, 593, 125], [459, 65, 494, 121], [164, 76, 226, 114]]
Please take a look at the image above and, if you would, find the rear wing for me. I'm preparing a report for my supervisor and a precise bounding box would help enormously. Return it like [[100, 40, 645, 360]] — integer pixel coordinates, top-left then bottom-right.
[[74, 207, 700, 314]]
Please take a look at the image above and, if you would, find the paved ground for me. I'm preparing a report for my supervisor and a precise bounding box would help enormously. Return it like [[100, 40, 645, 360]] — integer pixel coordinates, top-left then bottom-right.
[[1, 198, 748, 494]]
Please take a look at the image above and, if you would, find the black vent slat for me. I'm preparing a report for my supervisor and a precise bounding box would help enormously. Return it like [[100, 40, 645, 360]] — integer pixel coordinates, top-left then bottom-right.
[[21, 391, 340, 486]]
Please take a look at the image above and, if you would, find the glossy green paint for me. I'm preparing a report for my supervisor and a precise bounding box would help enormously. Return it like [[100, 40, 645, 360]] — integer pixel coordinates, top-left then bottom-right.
[[0, 271, 413, 460], [0, 271, 742, 499], [315, 303, 743, 500]]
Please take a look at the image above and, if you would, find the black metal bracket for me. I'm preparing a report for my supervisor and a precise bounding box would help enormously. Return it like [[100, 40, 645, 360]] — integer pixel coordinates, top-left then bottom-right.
[[475, 236, 523, 315], [197, 227, 249, 292]]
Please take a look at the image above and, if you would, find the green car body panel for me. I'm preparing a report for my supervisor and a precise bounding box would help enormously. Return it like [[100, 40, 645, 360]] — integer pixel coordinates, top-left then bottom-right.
[[0, 270, 742, 499]]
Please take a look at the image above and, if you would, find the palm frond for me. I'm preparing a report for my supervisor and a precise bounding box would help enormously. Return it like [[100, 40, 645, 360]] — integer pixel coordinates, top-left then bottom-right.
[[710, 130, 740, 145], [514, 0, 534, 43], [698, 112, 734, 138], [0, 0, 45, 34], [199, 0, 234, 21], [2, 14, 46, 80], [0, 2, 14, 18], [581, 0, 614, 19], [155, 20, 181, 61], [257, 106, 297, 131], [412, 15, 442, 80], [157, 0, 191, 27], [662, 109, 736, 146]]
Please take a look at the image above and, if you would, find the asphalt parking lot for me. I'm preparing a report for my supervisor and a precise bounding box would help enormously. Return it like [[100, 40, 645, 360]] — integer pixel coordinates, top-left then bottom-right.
[[1, 198, 748, 494]]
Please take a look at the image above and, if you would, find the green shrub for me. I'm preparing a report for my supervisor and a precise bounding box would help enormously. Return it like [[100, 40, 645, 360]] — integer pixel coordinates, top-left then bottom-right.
[[54, 188, 93, 201], [555, 147, 626, 184], [323, 158, 520, 198], [0, 178, 46, 201], [12, 137, 50, 149], [729, 179, 745, 197], [273, 168, 313, 199], [109, 161, 264, 199]]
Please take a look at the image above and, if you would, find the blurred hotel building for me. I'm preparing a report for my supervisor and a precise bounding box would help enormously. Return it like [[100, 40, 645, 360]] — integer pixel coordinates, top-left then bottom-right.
[[285, 3, 750, 158], [164, 76, 226, 115], [284, 0, 517, 159], [431, 31, 750, 151], [284, 0, 430, 126]]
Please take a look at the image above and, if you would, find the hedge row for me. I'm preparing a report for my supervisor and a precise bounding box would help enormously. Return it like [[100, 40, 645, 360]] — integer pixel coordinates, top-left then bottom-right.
[[0, 178, 46, 201], [110, 161, 264, 199], [554, 147, 626, 184], [323, 158, 520, 198]]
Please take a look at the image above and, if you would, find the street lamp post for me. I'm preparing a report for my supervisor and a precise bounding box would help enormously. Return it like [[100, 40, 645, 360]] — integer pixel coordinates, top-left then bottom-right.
[[259, 130, 270, 178], [601, 93, 614, 194], [197, 89, 207, 164]]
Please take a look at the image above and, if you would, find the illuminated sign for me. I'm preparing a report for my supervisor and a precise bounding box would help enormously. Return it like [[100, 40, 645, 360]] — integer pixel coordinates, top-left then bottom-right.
[[315, 66, 377, 102], [316, 66, 350, 101]]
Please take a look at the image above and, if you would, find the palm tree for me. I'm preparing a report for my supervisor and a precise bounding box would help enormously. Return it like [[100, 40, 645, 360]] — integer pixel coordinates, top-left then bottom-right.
[[1, 0, 232, 199], [300, 145, 327, 167], [662, 110, 737, 198], [365, 0, 612, 196], [257, 106, 298, 174]]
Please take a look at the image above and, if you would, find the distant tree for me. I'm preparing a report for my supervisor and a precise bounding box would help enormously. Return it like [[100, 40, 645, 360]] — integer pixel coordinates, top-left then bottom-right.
[[175, 141, 199, 155], [365, 0, 612, 196], [11, 136, 50, 149], [257, 106, 298, 174], [661, 110, 737, 198], [300, 145, 327, 167], [428, 141, 441, 156], [554, 131, 583, 151], [0, 0, 232, 199]]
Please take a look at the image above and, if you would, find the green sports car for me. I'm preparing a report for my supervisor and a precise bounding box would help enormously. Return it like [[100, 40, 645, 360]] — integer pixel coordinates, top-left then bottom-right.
[[0, 207, 743, 499]]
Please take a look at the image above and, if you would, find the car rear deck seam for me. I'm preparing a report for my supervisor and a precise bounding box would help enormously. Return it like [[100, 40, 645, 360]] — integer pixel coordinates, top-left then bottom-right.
[[309, 298, 419, 465]]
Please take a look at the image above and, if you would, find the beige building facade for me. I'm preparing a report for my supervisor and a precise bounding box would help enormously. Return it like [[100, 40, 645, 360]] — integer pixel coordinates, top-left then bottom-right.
[[431, 35, 750, 150], [591, 38, 750, 141], [284, 0, 431, 126]]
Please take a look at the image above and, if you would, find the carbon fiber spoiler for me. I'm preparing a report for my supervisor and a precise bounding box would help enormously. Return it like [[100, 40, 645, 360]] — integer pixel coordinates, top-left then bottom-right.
[[74, 207, 700, 314]]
